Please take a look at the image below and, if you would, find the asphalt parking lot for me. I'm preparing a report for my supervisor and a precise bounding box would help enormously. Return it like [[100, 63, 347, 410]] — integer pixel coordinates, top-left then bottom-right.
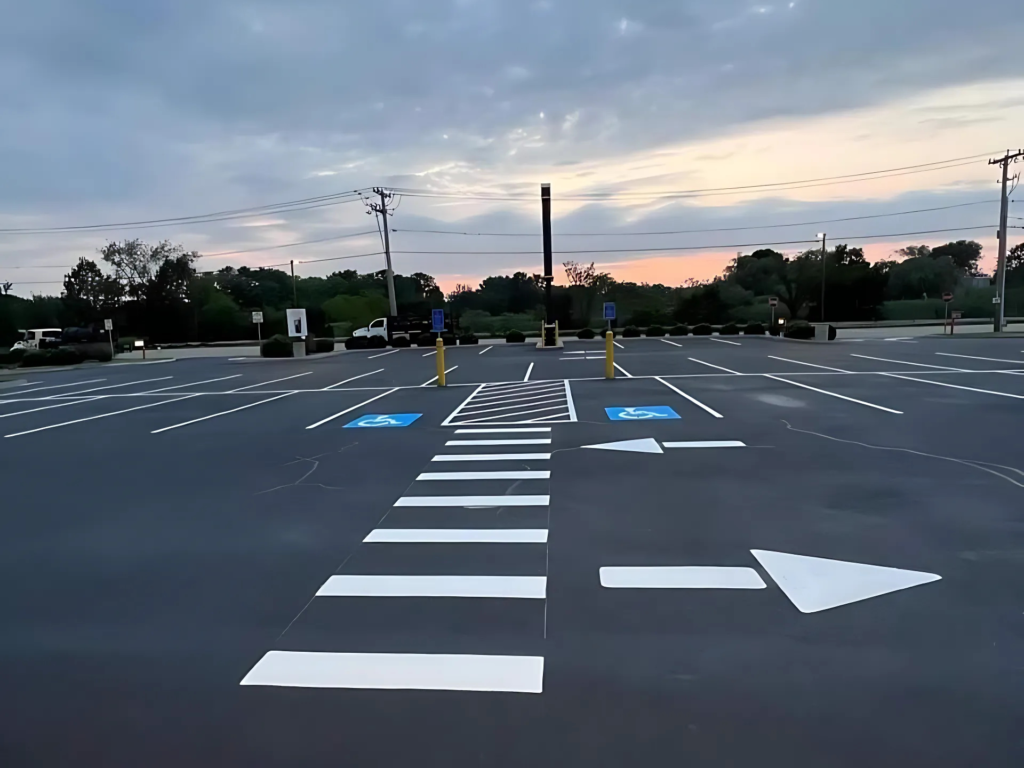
[[2, 334, 1023, 767]]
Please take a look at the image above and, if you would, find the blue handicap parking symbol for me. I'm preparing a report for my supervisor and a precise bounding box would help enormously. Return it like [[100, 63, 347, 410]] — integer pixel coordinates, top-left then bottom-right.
[[343, 413, 422, 429], [605, 406, 680, 421]]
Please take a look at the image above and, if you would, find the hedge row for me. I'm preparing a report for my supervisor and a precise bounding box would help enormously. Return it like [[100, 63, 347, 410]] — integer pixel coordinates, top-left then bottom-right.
[[0, 347, 113, 367]]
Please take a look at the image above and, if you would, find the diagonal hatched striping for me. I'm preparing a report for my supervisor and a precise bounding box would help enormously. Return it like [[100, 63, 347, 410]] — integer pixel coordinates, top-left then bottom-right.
[[442, 380, 577, 425]]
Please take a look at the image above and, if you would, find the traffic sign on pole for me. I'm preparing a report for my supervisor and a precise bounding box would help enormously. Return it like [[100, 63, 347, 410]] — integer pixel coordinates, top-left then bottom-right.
[[432, 308, 445, 333], [603, 302, 616, 321]]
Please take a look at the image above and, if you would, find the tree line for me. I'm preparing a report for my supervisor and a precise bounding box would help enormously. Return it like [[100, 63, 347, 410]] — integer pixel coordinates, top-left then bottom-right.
[[1, 237, 1022, 345]]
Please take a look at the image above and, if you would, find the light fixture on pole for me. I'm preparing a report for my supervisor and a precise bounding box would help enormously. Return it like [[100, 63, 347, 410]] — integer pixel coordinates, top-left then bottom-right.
[[817, 232, 827, 323]]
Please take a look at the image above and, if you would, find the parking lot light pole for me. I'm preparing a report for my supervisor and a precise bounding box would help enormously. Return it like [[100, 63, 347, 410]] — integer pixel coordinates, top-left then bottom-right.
[[817, 233, 827, 323]]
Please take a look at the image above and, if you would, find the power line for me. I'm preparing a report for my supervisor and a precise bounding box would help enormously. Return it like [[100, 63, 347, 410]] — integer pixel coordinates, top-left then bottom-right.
[[295, 250, 386, 266], [205, 230, 379, 257], [392, 200, 997, 238]]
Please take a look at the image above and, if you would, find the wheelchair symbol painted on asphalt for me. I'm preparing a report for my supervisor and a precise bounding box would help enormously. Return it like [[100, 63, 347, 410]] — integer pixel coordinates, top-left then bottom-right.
[[605, 406, 680, 421], [343, 413, 422, 428]]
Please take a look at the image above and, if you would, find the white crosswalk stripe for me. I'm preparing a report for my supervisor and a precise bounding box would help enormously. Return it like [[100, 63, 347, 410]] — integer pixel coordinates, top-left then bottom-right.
[[441, 380, 577, 425]]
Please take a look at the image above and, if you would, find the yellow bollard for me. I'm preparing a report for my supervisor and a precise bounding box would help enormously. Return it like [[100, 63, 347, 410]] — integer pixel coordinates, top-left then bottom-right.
[[605, 330, 614, 379], [436, 336, 446, 386]]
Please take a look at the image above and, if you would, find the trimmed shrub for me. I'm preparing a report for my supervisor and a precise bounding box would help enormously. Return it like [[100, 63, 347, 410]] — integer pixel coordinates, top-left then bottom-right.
[[668, 325, 690, 337], [597, 328, 615, 339], [577, 328, 596, 340], [744, 322, 766, 335], [415, 332, 435, 347], [20, 350, 53, 367], [314, 337, 335, 353], [692, 323, 713, 336], [0, 347, 26, 365], [49, 347, 85, 366], [367, 335, 387, 349], [261, 334, 294, 357], [720, 322, 740, 336], [441, 332, 457, 346], [646, 325, 666, 337], [391, 335, 411, 348], [622, 325, 641, 338], [505, 329, 526, 344], [458, 333, 479, 345], [784, 320, 815, 340], [344, 336, 369, 350]]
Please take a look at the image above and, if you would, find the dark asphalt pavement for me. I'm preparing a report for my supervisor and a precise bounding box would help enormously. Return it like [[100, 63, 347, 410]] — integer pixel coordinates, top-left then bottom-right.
[[2, 336, 1023, 766]]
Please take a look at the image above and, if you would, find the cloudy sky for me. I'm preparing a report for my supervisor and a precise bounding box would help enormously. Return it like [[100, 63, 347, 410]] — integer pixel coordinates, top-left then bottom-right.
[[1, 0, 1022, 296]]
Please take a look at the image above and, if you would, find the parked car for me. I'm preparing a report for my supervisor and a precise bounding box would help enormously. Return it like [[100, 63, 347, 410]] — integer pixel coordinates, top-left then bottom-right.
[[17, 328, 64, 350]]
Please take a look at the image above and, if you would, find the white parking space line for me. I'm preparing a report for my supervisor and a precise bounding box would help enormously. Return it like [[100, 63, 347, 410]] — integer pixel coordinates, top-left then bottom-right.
[[454, 427, 551, 433], [478, 346, 492, 355], [469, 384, 565, 403], [564, 380, 577, 421], [324, 369, 385, 389], [368, 349, 400, 359], [768, 356, 849, 373], [394, 495, 550, 507], [0, 396, 106, 419], [53, 376, 173, 397], [421, 366, 458, 386], [763, 375, 903, 414], [655, 377, 724, 418], [422, 350, 437, 357], [151, 392, 296, 433], [143, 375, 243, 393], [710, 337, 742, 346], [850, 353, 961, 370], [229, 372, 312, 392], [11, 379, 105, 395], [417, 470, 551, 480], [613, 341, 625, 349], [364, 529, 548, 543], [455, 404, 570, 423], [879, 373, 1024, 400], [660, 339, 683, 347], [305, 388, 399, 430], [445, 439, 552, 446], [559, 356, 605, 360], [688, 358, 740, 374], [239, 651, 544, 693], [663, 441, 747, 448], [524, 362, 534, 381], [316, 574, 547, 598], [936, 352, 1024, 365], [613, 362, 633, 378], [476, 380, 561, 394], [457, 395, 567, 416], [105, 359, 175, 366], [600, 567, 766, 589], [431, 453, 551, 462], [5, 395, 201, 438]]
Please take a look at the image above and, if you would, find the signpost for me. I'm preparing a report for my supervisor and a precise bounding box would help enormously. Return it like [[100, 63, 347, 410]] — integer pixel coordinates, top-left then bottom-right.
[[252, 311, 264, 342], [285, 308, 308, 357], [768, 296, 779, 330], [432, 308, 445, 334], [951, 310, 962, 335], [942, 292, 953, 334], [103, 318, 114, 359], [603, 302, 616, 334]]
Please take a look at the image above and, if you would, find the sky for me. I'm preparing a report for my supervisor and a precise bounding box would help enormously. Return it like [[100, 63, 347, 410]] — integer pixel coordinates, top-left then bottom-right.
[[1, 0, 1023, 297]]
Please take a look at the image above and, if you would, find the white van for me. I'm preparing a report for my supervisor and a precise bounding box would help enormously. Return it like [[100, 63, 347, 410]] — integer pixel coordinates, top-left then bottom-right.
[[13, 328, 63, 350]]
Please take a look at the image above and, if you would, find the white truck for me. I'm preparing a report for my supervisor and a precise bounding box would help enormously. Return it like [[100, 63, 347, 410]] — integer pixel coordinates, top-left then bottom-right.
[[11, 328, 63, 351]]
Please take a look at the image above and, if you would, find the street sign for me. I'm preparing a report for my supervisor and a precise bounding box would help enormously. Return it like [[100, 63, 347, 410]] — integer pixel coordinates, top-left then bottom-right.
[[103, 318, 113, 331], [603, 302, 616, 320], [768, 296, 779, 308], [992, 296, 1002, 304], [951, 311, 963, 319], [432, 308, 445, 332], [252, 311, 264, 324], [285, 308, 308, 338], [605, 406, 680, 421], [343, 413, 422, 429], [942, 292, 953, 302]]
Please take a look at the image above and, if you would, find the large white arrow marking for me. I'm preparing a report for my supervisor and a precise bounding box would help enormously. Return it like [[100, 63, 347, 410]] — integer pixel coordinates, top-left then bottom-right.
[[750, 550, 941, 613], [582, 438, 663, 454]]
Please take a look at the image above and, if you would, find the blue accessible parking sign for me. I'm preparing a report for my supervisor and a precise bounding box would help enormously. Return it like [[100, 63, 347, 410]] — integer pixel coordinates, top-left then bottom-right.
[[344, 413, 422, 428], [605, 406, 680, 421]]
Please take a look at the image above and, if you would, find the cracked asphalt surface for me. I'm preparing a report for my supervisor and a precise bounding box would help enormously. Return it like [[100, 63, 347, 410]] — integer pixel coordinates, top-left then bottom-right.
[[1, 335, 1023, 767]]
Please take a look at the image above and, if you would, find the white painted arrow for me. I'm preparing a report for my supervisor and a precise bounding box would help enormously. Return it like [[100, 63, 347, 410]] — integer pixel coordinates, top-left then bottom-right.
[[750, 550, 941, 613], [582, 437, 663, 454]]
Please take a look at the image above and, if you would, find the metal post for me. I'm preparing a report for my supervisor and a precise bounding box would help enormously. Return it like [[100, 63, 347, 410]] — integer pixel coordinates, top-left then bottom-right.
[[290, 260, 297, 307], [541, 184, 553, 342], [379, 190, 398, 317], [819, 232, 827, 323], [435, 337, 446, 387], [605, 330, 614, 379], [944, 301, 949, 335], [107, 328, 114, 359], [770, 305, 775, 332]]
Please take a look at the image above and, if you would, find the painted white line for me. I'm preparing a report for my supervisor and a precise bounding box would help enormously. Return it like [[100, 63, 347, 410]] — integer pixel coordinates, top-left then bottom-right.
[[456, 396, 567, 417], [559, 356, 606, 360], [11, 378, 105, 395], [879, 372, 1024, 400], [454, 427, 551, 433], [421, 366, 458, 387], [440, 383, 487, 426], [394, 495, 550, 507], [477, 380, 562, 394], [445, 439, 551, 446], [5, 395, 201, 438], [768, 356, 849, 373], [884, 337, 915, 342], [936, 352, 1024, 365], [655, 376, 723, 418], [468, 385, 565, 403], [317, 574, 546, 598], [613, 340, 625, 349], [851, 354, 960, 370], [143, 375, 242, 393], [422, 350, 437, 357], [151, 392, 295, 433], [416, 470, 550, 481], [524, 413, 570, 423], [600, 566, 766, 589], [368, 349, 400, 359], [305, 388, 399, 429], [52, 376, 173, 397], [324, 369, 385, 389], [453, 405, 570, 424], [239, 651, 544, 693], [663, 440, 747, 448], [229, 357, 249, 361], [431, 453, 551, 462], [523, 362, 534, 382], [478, 345, 492, 355], [710, 337, 742, 346], [105, 359, 175, 366], [564, 380, 578, 421], [688, 357, 740, 374], [660, 339, 683, 347], [763, 375, 903, 414], [563, 351, 588, 355], [613, 362, 633, 378], [364, 528, 548, 544], [0, 396, 106, 419], [229, 372, 312, 392]]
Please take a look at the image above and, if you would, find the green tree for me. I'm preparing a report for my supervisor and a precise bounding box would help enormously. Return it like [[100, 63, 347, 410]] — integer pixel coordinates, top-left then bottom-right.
[[62, 258, 123, 324], [931, 240, 983, 276], [886, 255, 959, 300]]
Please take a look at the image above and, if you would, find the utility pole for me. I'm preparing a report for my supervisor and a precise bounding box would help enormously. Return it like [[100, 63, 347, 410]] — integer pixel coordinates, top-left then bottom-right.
[[290, 259, 297, 307], [541, 183, 554, 345], [817, 232, 827, 323], [989, 150, 1023, 332], [370, 188, 399, 317]]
